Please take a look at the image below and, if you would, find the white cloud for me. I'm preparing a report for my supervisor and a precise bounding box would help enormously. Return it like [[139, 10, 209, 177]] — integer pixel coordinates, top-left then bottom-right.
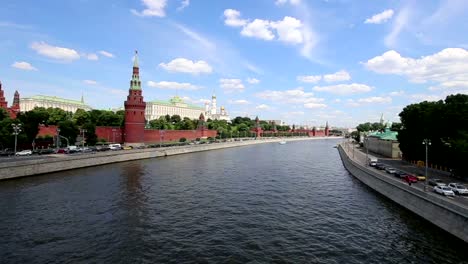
[[99, 50, 115, 58], [159, 58, 213, 75], [256, 104, 270, 110], [256, 87, 326, 108], [220, 79, 245, 93], [389, 90, 405, 96], [83, 80, 98, 85], [364, 48, 468, 89], [313, 83, 373, 95], [131, 0, 167, 17], [224, 9, 247, 27], [365, 9, 394, 24], [323, 70, 351, 83], [271, 16, 303, 44], [147, 81, 200, 90], [86, 53, 98, 61], [241, 19, 275, 41], [11, 61, 37, 71], [30, 41, 80, 61], [304, 102, 327, 109], [385, 8, 410, 47], [246, 78, 260, 84], [229, 99, 250, 105], [177, 0, 189, 11], [297, 75, 321, 83], [182, 96, 210, 104], [357, 96, 392, 104], [275, 0, 301, 6], [297, 70, 350, 83]]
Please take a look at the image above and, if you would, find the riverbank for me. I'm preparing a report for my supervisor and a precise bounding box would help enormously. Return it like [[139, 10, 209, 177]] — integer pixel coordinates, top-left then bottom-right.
[[338, 143, 468, 243], [0, 137, 339, 181]]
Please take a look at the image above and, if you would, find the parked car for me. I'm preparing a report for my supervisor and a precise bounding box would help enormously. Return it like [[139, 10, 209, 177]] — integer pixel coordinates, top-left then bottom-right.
[[39, 149, 55, 155], [0, 149, 15, 156], [447, 183, 468, 195], [385, 167, 397, 174], [428, 179, 445, 187], [123, 146, 133, 150], [404, 175, 418, 183], [55, 148, 67, 154], [109, 144, 122, 150], [433, 186, 455, 197], [15, 150, 32, 156]]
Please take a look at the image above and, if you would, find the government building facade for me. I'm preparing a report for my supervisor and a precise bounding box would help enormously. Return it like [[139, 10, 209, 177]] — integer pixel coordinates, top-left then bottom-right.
[[145, 96, 205, 121], [20, 95, 92, 113]]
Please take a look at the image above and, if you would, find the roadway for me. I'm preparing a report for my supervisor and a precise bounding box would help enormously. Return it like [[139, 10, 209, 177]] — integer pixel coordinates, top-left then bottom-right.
[[341, 141, 468, 208]]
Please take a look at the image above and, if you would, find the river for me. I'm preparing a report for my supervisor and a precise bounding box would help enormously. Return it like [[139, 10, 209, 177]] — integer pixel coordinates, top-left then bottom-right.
[[1, 139, 466, 263]]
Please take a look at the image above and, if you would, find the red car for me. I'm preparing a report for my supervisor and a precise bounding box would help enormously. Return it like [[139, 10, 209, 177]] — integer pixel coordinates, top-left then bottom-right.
[[404, 175, 418, 183]]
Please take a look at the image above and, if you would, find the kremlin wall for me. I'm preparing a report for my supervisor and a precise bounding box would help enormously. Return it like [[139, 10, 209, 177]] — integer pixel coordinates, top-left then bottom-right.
[[3, 51, 329, 147]]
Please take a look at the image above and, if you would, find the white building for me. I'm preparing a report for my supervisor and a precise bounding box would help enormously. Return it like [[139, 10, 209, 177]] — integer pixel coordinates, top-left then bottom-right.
[[205, 94, 230, 121], [145, 96, 205, 121], [20, 95, 92, 113]]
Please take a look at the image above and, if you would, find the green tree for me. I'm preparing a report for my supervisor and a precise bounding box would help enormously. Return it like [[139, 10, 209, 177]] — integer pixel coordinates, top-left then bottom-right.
[[47, 107, 72, 125], [58, 120, 79, 145], [73, 109, 90, 126], [16, 107, 50, 146]]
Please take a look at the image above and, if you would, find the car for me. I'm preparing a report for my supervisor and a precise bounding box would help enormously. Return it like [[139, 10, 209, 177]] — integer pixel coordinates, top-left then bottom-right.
[[385, 167, 397, 174], [15, 150, 32, 156], [393, 170, 407, 178], [375, 163, 386, 170], [404, 175, 418, 183], [433, 186, 455, 197], [415, 174, 426, 181], [123, 146, 133, 150], [428, 179, 445, 187], [447, 183, 468, 195], [0, 149, 15, 156], [39, 149, 55, 155]]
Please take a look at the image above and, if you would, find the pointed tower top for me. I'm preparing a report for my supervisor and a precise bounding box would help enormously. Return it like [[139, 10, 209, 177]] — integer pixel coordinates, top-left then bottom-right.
[[255, 116, 259, 122], [133, 50, 139, 68], [199, 113, 205, 121], [325, 121, 329, 128], [380, 113, 384, 124], [81, 92, 84, 104]]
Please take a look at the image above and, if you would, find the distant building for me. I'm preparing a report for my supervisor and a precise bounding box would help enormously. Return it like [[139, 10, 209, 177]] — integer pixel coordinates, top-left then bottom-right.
[[0, 81, 20, 118], [205, 94, 230, 121], [20, 95, 92, 113], [145, 96, 205, 121], [365, 128, 402, 159]]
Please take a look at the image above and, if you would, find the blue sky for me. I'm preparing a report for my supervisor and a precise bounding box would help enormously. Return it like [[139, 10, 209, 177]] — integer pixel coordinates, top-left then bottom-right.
[[1, 0, 468, 128]]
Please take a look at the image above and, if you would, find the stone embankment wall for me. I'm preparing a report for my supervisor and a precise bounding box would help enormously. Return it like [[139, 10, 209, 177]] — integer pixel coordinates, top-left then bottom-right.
[[0, 137, 335, 181], [338, 145, 468, 243]]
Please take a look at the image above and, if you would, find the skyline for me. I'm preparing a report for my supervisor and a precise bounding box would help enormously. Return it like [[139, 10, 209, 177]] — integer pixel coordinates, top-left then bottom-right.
[[1, 0, 468, 127]]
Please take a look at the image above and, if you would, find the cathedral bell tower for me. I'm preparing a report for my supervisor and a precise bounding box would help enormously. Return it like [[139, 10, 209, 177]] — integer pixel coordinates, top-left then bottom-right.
[[124, 51, 146, 145]]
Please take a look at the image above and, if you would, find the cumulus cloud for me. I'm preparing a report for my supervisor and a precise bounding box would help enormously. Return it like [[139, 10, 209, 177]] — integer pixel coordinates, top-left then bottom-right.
[[298, 70, 350, 83], [229, 99, 250, 105], [147, 81, 200, 90], [11, 61, 37, 71], [256, 87, 326, 108], [297, 75, 321, 83], [270, 16, 303, 44], [357, 96, 392, 104], [220, 79, 245, 93], [256, 104, 270, 110], [159, 58, 213, 75], [241, 19, 275, 41], [323, 70, 351, 83], [246, 78, 260, 84], [275, 0, 301, 6], [313, 83, 373, 95], [365, 9, 394, 24], [224, 9, 247, 27], [131, 0, 167, 17], [30, 41, 80, 61], [99, 50, 115, 58], [364, 48, 468, 89], [83, 80, 98, 85]]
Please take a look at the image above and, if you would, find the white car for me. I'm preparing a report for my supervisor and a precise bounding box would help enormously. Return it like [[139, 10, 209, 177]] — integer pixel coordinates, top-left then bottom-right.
[[447, 183, 468, 195], [15, 150, 32, 156], [433, 186, 455, 197], [385, 167, 397, 174]]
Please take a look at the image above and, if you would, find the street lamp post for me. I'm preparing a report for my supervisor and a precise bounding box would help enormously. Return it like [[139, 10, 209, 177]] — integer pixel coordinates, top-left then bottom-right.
[[12, 124, 22, 155], [423, 139, 431, 191], [365, 136, 369, 166], [80, 128, 87, 149]]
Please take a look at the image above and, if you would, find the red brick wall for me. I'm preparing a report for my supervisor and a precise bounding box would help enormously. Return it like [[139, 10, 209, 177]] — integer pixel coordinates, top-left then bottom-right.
[[96, 126, 124, 143], [37, 125, 58, 137], [143, 129, 217, 143]]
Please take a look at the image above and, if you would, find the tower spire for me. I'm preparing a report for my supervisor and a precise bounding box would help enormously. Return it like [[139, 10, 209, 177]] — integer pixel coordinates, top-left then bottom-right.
[[133, 50, 139, 68], [130, 50, 141, 90]]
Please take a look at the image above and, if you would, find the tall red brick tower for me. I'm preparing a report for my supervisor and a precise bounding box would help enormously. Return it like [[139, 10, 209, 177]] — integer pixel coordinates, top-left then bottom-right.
[[124, 51, 146, 145], [9, 90, 20, 118], [0, 81, 8, 109], [325, 121, 329, 136]]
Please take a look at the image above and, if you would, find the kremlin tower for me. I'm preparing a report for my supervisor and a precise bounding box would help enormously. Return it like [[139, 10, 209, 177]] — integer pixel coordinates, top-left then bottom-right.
[[0, 81, 7, 109], [124, 51, 146, 145], [0, 81, 20, 119]]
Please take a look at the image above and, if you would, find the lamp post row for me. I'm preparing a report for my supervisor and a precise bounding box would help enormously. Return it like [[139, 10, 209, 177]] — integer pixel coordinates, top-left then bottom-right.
[[423, 138, 431, 192], [12, 123, 22, 155]]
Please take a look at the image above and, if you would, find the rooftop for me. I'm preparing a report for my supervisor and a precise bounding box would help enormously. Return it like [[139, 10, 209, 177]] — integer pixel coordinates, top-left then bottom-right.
[[22, 95, 89, 106], [149, 96, 204, 110], [368, 129, 398, 141]]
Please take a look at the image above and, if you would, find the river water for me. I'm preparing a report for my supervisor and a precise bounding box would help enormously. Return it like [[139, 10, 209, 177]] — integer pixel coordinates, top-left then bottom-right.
[[1, 139, 467, 263]]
